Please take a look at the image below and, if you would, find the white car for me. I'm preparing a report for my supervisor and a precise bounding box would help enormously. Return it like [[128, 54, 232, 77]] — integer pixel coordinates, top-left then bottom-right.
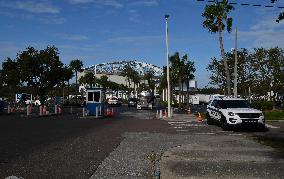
[[206, 97, 265, 130], [107, 97, 121, 106]]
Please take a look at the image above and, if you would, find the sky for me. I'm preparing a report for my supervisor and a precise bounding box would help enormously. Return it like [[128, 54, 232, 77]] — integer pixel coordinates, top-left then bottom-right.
[[0, 0, 284, 87]]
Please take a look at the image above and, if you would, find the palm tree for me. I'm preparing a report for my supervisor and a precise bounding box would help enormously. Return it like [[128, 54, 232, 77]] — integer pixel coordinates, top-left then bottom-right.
[[121, 64, 134, 94], [97, 75, 109, 89], [202, 0, 234, 95], [79, 72, 96, 88], [61, 67, 73, 103], [69, 59, 83, 103]]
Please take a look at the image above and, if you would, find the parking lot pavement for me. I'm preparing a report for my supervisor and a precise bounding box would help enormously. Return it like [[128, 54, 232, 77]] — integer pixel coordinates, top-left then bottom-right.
[[159, 113, 284, 179], [160, 135, 284, 179]]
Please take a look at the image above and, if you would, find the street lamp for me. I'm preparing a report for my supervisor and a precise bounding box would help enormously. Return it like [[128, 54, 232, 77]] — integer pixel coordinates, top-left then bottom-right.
[[165, 14, 171, 118]]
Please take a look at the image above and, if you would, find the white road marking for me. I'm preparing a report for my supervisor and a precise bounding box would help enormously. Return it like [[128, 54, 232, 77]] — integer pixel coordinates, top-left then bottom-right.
[[229, 133, 243, 136], [265, 124, 280, 129], [168, 121, 189, 124], [176, 130, 189, 132], [193, 132, 216, 135], [174, 126, 183, 129]]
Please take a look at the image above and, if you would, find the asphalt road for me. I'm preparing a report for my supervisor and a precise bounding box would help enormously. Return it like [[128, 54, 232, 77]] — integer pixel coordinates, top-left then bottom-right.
[[0, 106, 283, 179]]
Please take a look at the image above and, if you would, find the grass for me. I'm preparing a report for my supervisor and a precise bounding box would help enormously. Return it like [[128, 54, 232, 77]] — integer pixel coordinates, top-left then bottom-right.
[[264, 110, 284, 121], [255, 137, 284, 153]]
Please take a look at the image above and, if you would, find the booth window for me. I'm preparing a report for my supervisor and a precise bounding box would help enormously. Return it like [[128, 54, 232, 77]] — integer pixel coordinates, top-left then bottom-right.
[[93, 91, 100, 102], [87, 91, 101, 102], [88, 92, 93, 101]]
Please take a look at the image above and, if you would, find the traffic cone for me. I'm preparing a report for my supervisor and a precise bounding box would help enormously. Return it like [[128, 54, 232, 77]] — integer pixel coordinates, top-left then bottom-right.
[[58, 106, 62, 114], [29, 105, 32, 113], [43, 106, 46, 115], [198, 112, 202, 123]]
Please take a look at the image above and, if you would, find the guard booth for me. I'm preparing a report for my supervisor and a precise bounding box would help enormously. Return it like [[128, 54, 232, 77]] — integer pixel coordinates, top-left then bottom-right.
[[86, 88, 105, 116]]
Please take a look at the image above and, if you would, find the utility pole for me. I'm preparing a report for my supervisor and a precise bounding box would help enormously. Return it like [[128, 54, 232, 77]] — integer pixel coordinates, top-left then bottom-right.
[[233, 28, 238, 98], [165, 14, 171, 118]]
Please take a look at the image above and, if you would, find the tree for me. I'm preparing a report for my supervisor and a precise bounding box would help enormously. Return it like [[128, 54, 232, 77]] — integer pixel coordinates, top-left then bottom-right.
[[183, 56, 195, 109], [202, 0, 234, 95], [17, 46, 65, 106], [79, 72, 96, 88], [144, 69, 155, 92], [1, 58, 21, 99], [121, 64, 135, 94], [207, 47, 284, 101], [60, 67, 73, 103], [97, 75, 109, 89], [69, 59, 83, 103], [132, 70, 141, 94]]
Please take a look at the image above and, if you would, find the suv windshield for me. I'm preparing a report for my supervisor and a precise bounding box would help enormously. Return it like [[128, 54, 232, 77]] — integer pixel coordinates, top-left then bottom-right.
[[218, 100, 251, 109]]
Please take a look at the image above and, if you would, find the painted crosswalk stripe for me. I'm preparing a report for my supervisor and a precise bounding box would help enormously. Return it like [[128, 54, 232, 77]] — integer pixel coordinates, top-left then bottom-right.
[[265, 124, 280, 129]]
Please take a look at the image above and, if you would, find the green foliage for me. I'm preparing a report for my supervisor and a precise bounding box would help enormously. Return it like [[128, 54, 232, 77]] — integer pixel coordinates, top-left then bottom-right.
[[264, 110, 284, 120], [202, 0, 234, 34], [207, 47, 284, 97], [202, 0, 235, 95], [79, 72, 96, 88], [252, 101, 273, 111]]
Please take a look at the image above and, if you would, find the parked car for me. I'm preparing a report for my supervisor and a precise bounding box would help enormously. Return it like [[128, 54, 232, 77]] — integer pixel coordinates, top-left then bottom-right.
[[128, 98, 138, 107], [206, 97, 265, 131], [0, 100, 4, 112], [107, 97, 121, 106]]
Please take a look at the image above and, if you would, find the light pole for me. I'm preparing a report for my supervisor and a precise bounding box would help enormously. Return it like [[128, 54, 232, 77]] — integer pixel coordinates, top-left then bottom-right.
[[233, 28, 238, 98], [165, 14, 171, 118]]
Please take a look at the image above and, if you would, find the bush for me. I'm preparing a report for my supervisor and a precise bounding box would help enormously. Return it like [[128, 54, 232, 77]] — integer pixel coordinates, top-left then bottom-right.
[[252, 101, 273, 111]]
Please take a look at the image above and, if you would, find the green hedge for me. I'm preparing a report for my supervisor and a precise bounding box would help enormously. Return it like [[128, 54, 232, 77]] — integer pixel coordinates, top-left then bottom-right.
[[251, 101, 273, 111]]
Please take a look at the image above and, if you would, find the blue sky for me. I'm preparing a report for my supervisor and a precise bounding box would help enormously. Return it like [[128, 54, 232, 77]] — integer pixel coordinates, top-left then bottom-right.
[[0, 0, 284, 87]]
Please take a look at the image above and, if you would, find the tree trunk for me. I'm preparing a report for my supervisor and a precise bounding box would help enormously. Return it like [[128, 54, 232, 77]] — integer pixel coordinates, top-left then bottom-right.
[[75, 71, 78, 104], [186, 79, 189, 109], [218, 19, 231, 96], [67, 80, 70, 103], [178, 77, 182, 110]]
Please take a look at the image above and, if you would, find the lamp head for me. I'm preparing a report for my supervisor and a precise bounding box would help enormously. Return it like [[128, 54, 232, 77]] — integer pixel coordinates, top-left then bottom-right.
[[165, 14, 169, 20]]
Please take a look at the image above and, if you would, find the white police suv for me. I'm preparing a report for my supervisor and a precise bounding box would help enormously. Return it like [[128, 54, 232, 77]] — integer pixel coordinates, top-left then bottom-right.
[[206, 97, 265, 130]]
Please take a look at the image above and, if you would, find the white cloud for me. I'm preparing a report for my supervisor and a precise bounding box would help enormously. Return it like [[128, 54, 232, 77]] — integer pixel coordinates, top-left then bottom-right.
[[129, 0, 159, 7], [59, 34, 89, 41], [107, 35, 162, 44], [0, 0, 60, 14], [238, 15, 284, 48], [68, 0, 123, 8], [39, 16, 67, 24]]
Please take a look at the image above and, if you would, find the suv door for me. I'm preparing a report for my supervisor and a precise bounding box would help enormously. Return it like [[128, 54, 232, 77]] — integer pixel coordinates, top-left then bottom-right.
[[208, 100, 222, 120]]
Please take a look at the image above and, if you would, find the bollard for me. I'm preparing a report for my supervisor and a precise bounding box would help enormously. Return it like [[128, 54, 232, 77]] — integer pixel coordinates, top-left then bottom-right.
[[58, 106, 62, 114], [29, 105, 32, 113], [40, 106, 43, 116], [95, 106, 98, 118], [55, 105, 57, 114], [159, 110, 163, 119], [82, 107, 85, 117], [70, 106, 73, 114], [43, 106, 47, 115], [27, 105, 30, 116], [8, 105, 10, 114], [111, 108, 114, 116]]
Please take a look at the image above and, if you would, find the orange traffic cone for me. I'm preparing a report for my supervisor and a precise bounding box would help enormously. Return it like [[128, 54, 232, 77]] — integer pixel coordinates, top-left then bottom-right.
[[58, 106, 62, 114], [198, 112, 202, 123], [164, 110, 168, 118]]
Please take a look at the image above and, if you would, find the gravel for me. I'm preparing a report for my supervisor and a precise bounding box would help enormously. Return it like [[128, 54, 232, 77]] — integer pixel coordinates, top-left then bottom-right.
[[90, 132, 193, 179]]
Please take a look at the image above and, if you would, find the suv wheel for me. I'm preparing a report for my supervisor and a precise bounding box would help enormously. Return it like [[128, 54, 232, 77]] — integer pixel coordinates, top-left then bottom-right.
[[206, 112, 213, 125], [221, 115, 230, 131]]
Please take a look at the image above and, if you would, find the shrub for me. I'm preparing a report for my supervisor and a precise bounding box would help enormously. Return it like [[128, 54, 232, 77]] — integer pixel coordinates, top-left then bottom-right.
[[252, 101, 273, 111]]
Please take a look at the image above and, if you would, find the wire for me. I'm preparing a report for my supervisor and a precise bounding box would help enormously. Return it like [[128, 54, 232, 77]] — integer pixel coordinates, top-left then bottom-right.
[[196, 0, 284, 9]]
